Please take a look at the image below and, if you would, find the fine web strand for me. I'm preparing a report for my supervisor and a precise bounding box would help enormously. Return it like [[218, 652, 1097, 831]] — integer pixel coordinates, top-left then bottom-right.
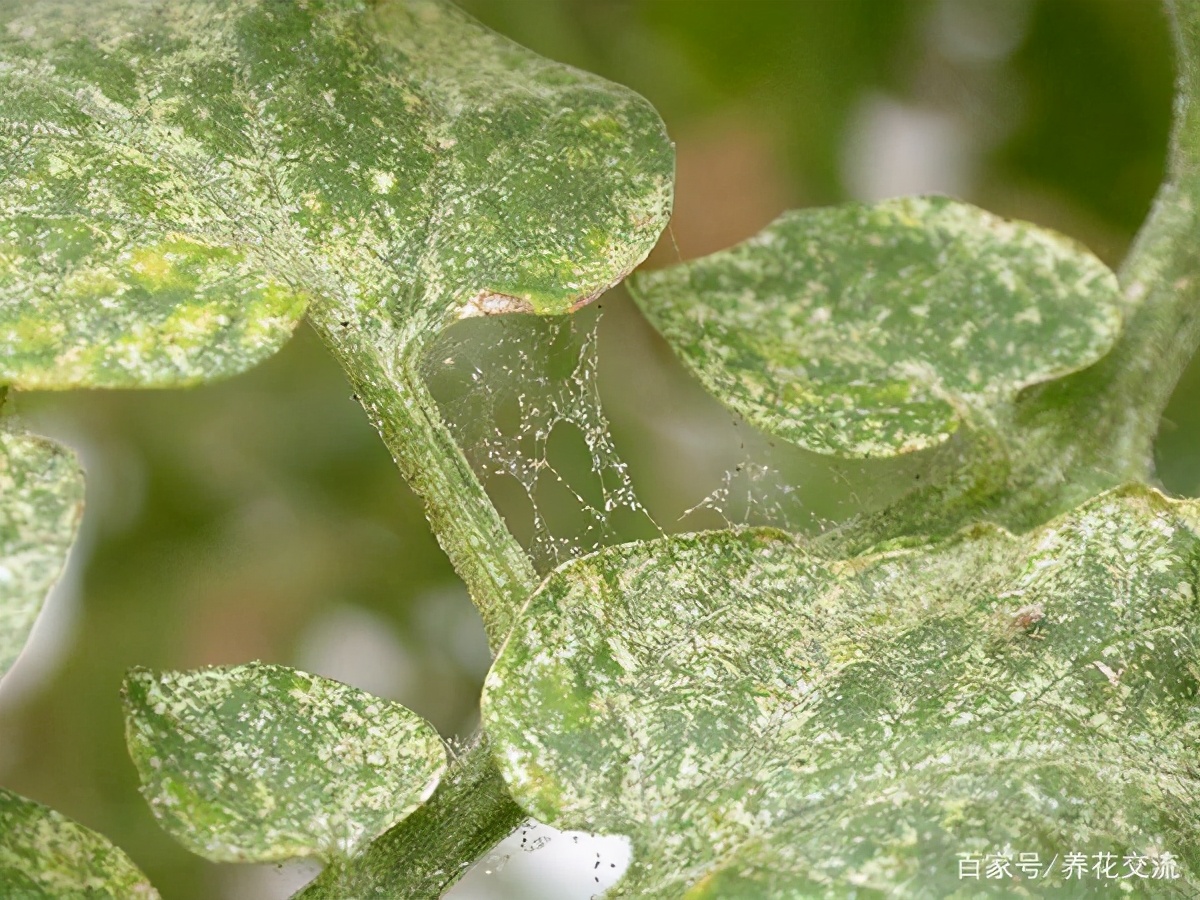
[[421, 308, 661, 572], [421, 302, 942, 571]]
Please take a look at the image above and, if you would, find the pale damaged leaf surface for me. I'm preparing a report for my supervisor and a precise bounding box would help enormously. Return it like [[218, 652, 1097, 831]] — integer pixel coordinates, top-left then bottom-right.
[[484, 486, 1200, 896], [0, 0, 672, 388], [0, 428, 83, 680], [122, 662, 447, 863], [630, 197, 1122, 458], [0, 787, 159, 898]]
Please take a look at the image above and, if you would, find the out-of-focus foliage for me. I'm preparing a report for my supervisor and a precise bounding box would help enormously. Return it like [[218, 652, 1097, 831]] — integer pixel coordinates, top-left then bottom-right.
[[0, 786, 159, 898], [0, 429, 82, 679], [0, 2, 1190, 899]]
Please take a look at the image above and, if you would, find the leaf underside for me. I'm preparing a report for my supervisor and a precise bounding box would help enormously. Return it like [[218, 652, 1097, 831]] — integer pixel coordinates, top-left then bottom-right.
[[630, 197, 1123, 458], [0, 427, 83, 681], [0, 786, 159, 899], [484, 485, 1200, 897], [122, 662, 447, 864], [0, 0, 673, 389]]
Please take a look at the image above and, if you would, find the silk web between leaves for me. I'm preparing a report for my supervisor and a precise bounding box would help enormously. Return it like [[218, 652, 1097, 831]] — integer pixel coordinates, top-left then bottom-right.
[[421, 300, 931, 572]]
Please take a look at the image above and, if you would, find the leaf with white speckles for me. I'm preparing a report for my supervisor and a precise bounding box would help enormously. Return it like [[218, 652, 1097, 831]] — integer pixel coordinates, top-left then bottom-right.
[[629, 197, 1122, 458], [122, 662, 447, 864], [0, 0, 672, 389], [0, 427, 83, 681], [0, 786, 160, 898], [483, 485, 1200, 896]]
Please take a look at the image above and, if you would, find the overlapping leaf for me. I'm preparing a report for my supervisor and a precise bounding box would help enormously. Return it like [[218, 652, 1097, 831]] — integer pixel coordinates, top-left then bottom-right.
[[0, 787, 159, 898], [483, 485, 1200, 896], [629, 197, 1123, 457], [122, 662, 447, 863], [0, 0, 672, 390], [0, 427, 83, 681]]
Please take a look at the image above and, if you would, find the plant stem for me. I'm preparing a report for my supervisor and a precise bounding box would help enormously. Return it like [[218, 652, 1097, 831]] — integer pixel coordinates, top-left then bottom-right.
[[829, 0, 1200, 556], [303, 308, 539, 896], [296, 735, 525, 899], [1008, 0, 1200, 499], [302, 8, 1200, 896], [307, 310, 538, 653], [1085, 0, 1200, 474]]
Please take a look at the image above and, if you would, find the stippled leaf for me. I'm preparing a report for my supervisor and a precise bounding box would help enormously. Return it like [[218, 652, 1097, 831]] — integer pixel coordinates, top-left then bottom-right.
[[0, 427, 83, 681], [0, 0, 671, 389], [0, 786, 159, 898], [122, 662, 447, 864], [629, 197, 1122, 458], [483, 486, 1200, 896]]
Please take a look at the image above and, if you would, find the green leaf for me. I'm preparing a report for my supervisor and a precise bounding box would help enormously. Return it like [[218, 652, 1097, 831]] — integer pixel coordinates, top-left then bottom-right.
[[483, 485, 1200, 896], [122, 662, 447, 864], [0, 428, 83, 680], [629, 196, 1122, 458], [0, 0, 672, 648], [0, 0, 671, 389], [0, 786, 159, 898]]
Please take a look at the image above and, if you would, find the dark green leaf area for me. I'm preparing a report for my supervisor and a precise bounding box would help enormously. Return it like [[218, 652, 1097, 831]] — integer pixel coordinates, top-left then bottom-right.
[[630, 197, 1123, 458], [484, 485, 1200, 896]]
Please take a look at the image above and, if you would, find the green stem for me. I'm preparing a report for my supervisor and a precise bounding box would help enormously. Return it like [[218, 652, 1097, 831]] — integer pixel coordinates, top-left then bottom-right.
[[1007, 0, 1200, 497], [830, 0, 1200, 555], [301, 6, 1200, 895], [302, 307, 539, 897], [1084, 0, 1200, 475], [296, 736, 526, 899], [307, 310, 538, 652]]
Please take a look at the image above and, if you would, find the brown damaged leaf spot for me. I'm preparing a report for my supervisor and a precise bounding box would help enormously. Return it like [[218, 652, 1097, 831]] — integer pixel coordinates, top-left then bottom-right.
[[459, 290, 537, 318], [1008, 602, 1046, 635]]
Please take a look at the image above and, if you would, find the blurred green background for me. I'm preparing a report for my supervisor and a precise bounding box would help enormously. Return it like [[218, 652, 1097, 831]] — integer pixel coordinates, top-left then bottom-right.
[[1, 1, 1194, 898]]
